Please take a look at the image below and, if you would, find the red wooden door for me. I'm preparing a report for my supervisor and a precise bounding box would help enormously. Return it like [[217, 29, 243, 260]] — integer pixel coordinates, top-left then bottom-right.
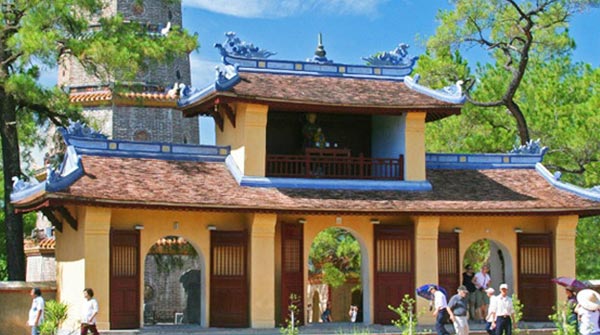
[[438, 233, 459, 295], [374, 225, 414, 324], [110, 230, 140, 329], [281, 223, 304, 325], [210, 231, 248, 327], [518, 233, 554, 321]]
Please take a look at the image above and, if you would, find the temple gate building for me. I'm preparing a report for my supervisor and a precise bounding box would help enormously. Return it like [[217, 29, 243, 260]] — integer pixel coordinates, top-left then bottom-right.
[[11, 32, 600, 332]]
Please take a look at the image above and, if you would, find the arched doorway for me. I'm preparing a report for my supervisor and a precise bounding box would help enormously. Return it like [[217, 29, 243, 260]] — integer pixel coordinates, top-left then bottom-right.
[[463, 239, 514, 321], [463, 239, 514, 291], [144, 236, 202, 325], [307, 227, 363, 324]]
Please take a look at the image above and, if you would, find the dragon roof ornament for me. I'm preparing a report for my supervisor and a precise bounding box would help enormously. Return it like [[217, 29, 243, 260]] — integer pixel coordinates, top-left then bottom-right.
[[214, 32, 276, 59], [362, 43, 418, 67]]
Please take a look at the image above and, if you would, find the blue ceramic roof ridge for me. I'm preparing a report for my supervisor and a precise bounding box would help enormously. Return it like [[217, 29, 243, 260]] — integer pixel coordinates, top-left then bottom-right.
[[426, 139, 550, 170], [404, 74, 466, 104], [536, 163, 600, 202], [58, 121, 231, 163], [11, 145, 85, 203]]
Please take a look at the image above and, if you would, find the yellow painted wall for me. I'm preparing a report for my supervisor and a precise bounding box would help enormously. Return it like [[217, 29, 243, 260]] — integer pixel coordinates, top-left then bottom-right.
[[216, 102, 268, 177], [55, 206, 110, 331], [249, 213, 277, 327], [414, 216, 440, 324], [111, 208, 250, 328], [550, 215, 578, 303], [54, 205, 579, 329], [404, 112, 426, 181]]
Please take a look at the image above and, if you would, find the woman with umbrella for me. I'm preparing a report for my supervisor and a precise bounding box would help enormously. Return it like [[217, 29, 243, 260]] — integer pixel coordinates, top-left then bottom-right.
[[552, 277, 587, 327]]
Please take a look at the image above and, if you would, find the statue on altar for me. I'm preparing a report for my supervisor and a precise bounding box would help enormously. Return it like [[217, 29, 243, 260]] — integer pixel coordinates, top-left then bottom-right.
[[302, 113, 326, 148]]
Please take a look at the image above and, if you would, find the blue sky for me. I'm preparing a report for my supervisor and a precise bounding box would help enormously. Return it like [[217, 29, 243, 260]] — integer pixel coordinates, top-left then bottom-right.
[[181, 0, 599, 143]]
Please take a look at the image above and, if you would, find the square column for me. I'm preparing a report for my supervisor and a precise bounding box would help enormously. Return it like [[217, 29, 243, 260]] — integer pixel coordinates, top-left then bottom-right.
[[249, 213, 277, 327], [404, 112, 426, 181], [56, 206, 111, 331], [552, 215, 578, 303], [414, 216, 440, 324]]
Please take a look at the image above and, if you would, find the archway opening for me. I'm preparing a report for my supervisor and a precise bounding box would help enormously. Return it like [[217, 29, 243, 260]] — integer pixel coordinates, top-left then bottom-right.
[[307, 227, 363, 324], [144, 236, 201, 325], [463, 238, 514, 321]]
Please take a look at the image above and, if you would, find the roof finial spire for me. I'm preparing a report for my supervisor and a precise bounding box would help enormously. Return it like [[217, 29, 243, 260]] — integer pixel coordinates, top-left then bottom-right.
[[314, 32, 326, 58]]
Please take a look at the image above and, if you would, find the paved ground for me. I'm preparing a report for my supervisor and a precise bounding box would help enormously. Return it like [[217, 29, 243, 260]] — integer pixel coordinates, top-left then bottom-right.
[[102, 321, 557, 335]]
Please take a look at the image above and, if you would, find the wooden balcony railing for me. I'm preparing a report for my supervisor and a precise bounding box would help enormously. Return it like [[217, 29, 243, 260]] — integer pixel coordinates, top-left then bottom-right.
[[266, 149, 404, 180]]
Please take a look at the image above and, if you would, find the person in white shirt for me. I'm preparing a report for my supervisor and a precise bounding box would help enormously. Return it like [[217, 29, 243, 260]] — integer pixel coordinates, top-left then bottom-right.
[[28, 287, 44, 335], [575, 289, 600, 335], [430, 285, 450, 335], [472, 264, 492, 322], [489, 283, 515, 335], [80, 288, 100, 335], [484, 288, 497, 335]]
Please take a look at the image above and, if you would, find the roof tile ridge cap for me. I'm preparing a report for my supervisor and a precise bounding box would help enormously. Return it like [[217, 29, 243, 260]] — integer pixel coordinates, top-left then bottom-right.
[[536, 163, 600, 202]]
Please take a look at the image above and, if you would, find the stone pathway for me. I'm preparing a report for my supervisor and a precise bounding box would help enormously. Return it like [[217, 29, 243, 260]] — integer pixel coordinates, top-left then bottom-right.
[[102, 321, 556, 335]]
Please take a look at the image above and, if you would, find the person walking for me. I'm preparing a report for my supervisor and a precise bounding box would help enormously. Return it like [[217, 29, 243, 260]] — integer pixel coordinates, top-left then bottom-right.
[[484, 288, 497, 335], [80, 288, 100, 335], [447, 285, 470, 335], [28, 287, 45, 335], [472, 264, 492, 322], [430, 285, 451, 335], [489, 284, 515, 335], [574, 289, 600, 335]]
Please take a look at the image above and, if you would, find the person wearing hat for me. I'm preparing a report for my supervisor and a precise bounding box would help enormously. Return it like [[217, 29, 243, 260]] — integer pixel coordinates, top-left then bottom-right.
[[447, 285, 470, 335], [489, 283, 515, 335], [484, 288, 497, 335], [575, 289, 600, 335], [462, 264, 477, 320], [430, 285, 451, 335]]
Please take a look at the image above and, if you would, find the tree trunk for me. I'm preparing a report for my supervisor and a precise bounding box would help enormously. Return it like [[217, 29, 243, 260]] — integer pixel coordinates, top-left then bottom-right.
[[0, 88, 26, 281], [506, 99, 530, 145]]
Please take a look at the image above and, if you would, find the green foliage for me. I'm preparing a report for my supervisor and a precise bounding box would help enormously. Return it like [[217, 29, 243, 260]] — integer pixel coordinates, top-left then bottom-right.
[[576, 216, 600, 279], [309, 228, 361, 287], [549, 301, 578, 335], [280, 293, 300, 335], [512, 294, 525, 335], [39, 300, 68, 335], [388, 294, 420, 335], [148, 236, 198, 274], [463, 239, 490, 271]]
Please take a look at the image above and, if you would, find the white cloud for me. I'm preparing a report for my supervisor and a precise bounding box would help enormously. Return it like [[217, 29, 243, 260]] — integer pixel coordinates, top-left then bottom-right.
[[183, 0, 387, 18], [189, 53, 220, 88]]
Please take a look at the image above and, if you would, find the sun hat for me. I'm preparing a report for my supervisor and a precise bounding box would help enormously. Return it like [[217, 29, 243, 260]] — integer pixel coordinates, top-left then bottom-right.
[[499, 283, 508, 290], [457, 285, 468, 292], [485, 288, 495, 294], [577, 289, 600, 311]]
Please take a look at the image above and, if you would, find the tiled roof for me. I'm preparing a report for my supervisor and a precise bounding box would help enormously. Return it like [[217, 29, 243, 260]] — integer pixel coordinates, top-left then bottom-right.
[[16, 155, 600, 216], [69, 89, 178, 107], [182, 72, 461, 120]]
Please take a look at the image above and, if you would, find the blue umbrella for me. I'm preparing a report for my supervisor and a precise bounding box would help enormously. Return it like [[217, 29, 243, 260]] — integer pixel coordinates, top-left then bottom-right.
[[416, 284, 448, 300]]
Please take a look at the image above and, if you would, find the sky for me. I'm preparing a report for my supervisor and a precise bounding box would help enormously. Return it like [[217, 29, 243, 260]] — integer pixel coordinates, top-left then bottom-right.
[[179, 0, 600, 144], [36, 1, 600, 145]]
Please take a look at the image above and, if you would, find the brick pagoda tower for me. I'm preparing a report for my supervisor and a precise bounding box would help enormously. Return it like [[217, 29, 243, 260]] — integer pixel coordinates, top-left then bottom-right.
[[58, 0, 199, 144]]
